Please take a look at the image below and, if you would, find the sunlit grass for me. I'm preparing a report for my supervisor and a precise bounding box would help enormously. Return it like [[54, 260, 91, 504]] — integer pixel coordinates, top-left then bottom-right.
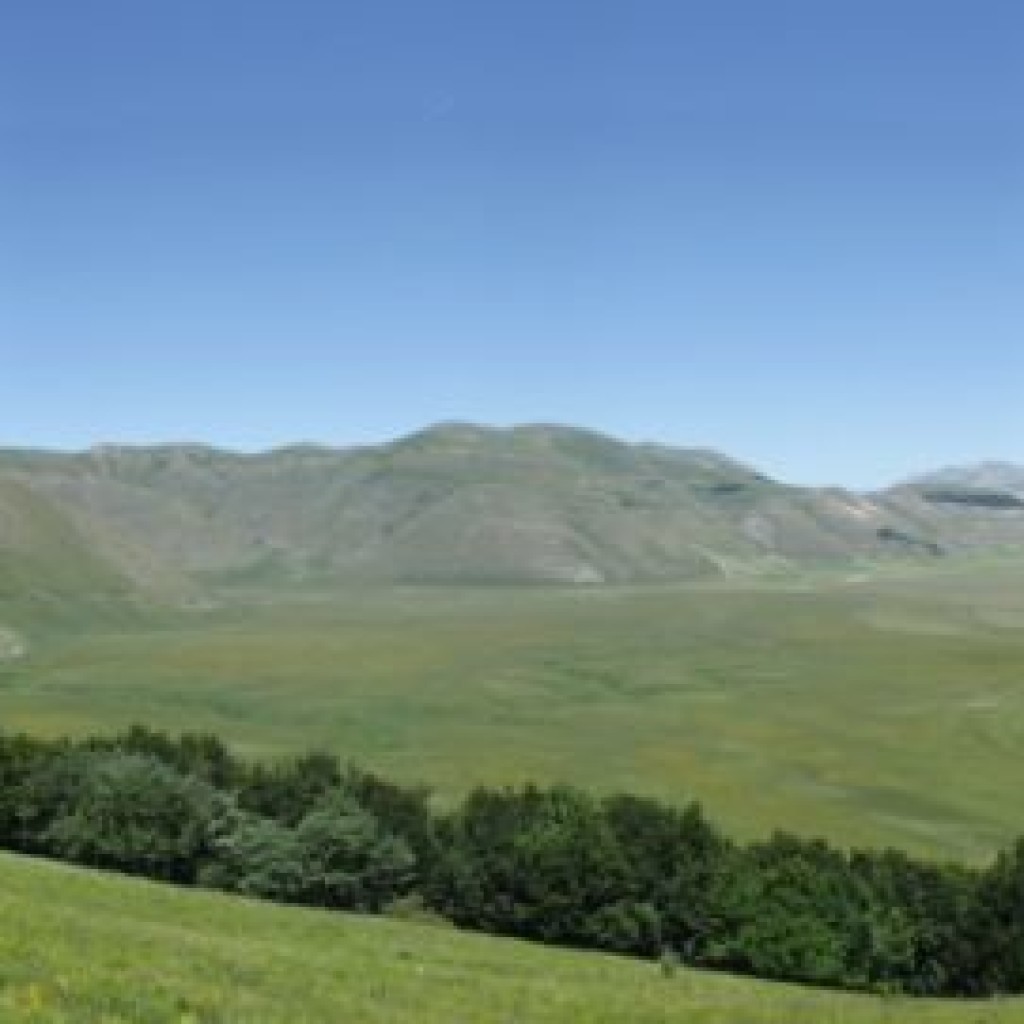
[[2, 851, 1023, 1023]]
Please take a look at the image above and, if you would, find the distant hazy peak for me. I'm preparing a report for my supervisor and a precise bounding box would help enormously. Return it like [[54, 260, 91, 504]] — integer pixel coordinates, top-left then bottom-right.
[[901, 462, 1024, 495]]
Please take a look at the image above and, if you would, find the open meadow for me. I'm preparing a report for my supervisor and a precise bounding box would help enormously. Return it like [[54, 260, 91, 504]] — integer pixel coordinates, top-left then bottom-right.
[[2, 850, 1022, 1024], [2, 555, 1022, 862]]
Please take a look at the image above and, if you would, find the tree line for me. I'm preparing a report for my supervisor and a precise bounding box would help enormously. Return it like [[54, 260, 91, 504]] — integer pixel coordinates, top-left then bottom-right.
[[0, 725, 1021, 996]]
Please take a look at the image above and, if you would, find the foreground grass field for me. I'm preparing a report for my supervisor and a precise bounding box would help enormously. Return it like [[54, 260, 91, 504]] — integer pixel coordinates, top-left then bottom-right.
[[2, 555, 1023, 861], [1, 850, 1021, 1024]]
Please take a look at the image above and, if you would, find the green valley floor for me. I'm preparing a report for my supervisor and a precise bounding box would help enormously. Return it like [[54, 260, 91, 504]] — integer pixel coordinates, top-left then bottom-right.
[[4, 557, 1024, 861]]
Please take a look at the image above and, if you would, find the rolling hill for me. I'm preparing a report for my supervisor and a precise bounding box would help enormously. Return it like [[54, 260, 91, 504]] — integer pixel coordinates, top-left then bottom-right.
[[3, 850, 1022, 1023], [2, 424, 1021, 592]]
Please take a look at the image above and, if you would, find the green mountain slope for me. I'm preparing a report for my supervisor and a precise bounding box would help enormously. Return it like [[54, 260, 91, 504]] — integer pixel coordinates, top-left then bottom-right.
[[2, 851, 1021, 1024], [0, 477, 151, 639], [0, 478, 126, 596], [7, 424, 1018, 588]]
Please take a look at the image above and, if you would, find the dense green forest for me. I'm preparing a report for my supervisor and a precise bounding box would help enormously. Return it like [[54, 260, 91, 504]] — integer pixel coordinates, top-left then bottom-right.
[[1, 725, 1021, 997]]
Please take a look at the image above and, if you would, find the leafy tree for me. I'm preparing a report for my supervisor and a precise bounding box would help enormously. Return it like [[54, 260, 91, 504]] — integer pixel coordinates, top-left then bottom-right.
[[850, 848, 977, 994], [603, 794, 727, 957], [86, 725, 241, 789], [580, 899, 662, 953], [704, 834, 870, 987], [238, 751, 342, 826], [0, 732, 56, 849], [342, 766, 440, 880], [436, 785, 643, 951], [42, 752, 221, 882], [293, 790, 416, 911], [200, 812, 306, 901], [9, 742, 93, 853], [969, 839, 1024, 994]]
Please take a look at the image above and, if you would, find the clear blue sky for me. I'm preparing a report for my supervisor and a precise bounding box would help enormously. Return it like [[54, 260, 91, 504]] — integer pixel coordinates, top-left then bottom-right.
[[2, 1, 1020, 487]]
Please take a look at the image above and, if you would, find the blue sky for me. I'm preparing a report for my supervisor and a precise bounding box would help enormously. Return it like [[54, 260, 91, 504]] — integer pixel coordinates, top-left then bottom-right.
[[2, 1, 1020, 487]]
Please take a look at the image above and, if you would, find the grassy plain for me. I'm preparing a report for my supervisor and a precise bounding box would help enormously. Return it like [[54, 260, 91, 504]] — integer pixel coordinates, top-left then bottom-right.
[[1, 850, 1022, 1024], [2, 555, 1023, 861]]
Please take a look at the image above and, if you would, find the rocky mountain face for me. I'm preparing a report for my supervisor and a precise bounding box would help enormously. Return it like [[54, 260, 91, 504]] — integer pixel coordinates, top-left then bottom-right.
[[1, 425, 1022, 599]]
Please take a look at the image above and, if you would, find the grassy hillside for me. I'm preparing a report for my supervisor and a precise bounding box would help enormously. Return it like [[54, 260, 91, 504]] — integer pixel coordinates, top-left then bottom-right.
[[4, 557, 1023, 861], [1, 851, 1021, 1023], [8, 425, 1020, 586], [0, 478, 128, 598], [0, 478, 148, 640]]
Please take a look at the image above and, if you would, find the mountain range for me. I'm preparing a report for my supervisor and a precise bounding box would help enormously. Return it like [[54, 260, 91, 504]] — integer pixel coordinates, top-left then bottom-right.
[[1, 424, 1022, 614]]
